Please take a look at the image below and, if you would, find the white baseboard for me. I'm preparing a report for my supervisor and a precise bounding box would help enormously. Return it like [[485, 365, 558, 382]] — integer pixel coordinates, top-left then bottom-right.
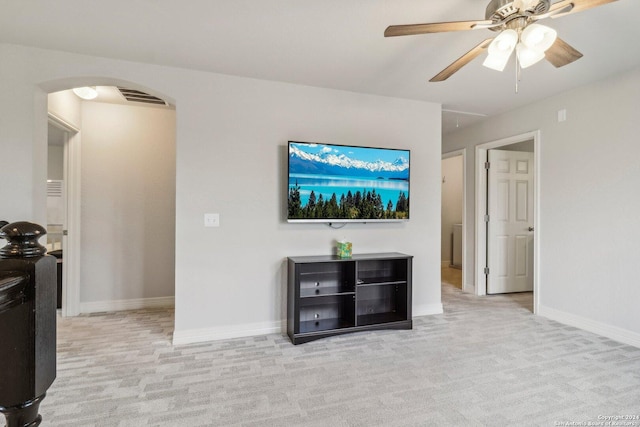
[[80, 296, 175, 314], [173, 320, 283, 346], [413, 303, 444, 317], [172, 303, 444, 346], [171, 305, 445, 346], [538, 305, 640, 349]]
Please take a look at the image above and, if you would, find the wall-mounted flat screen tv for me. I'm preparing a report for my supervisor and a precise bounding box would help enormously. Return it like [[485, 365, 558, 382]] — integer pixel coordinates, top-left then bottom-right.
[[287, 141, 410, 223]]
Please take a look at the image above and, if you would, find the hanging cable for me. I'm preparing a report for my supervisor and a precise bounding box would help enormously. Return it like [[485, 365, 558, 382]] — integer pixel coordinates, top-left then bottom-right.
[[327, 222, 347, 229]]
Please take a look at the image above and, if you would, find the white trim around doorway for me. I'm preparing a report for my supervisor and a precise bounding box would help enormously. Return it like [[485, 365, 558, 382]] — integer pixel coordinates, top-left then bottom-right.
[[474, 131, 541, 314], [48, 112, 81, 317]]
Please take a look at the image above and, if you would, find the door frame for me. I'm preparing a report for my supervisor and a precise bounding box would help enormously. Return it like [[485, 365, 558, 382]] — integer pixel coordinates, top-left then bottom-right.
[[48, 112, 81, 317], [442, 148, 469, 293], [474, 131, 540, 313]]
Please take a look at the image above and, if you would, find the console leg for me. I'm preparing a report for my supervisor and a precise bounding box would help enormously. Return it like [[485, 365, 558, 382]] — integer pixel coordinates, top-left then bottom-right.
[[0, 394, 45, 427]]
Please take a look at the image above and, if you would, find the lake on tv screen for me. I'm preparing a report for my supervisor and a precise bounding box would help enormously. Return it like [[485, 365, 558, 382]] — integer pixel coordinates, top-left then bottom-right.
[[290, 174, 408, 208]]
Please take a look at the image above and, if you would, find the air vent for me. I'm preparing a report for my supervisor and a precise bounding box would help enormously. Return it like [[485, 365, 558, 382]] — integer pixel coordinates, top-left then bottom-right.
[[117, 87, 167, 105], [47, 180, 63, 198]]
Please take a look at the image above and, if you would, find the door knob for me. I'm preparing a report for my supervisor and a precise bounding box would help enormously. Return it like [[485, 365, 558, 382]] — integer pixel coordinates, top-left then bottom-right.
[[528, 226, 534, 232]]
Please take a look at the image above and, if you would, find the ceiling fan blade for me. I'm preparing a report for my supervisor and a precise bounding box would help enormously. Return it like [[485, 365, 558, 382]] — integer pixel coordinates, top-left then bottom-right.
[[430, 38, 494, 82], [385, 20, 494, 37], [545, 37, 583, 67], [550, 0, 618, 18]]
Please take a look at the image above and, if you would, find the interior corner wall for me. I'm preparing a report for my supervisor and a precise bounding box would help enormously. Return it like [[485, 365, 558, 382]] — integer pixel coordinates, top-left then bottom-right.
[[441, 156, 463, 263], [0, 43, 442, 344], [443, 67, 640, 345]]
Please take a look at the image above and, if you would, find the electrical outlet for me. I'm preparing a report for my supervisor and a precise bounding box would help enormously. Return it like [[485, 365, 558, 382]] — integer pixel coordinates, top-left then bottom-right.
[[204, 213, 219, 227]]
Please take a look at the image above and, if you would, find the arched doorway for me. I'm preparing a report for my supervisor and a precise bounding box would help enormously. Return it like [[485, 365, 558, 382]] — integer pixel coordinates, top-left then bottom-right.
[[41, 79, 177, 324]]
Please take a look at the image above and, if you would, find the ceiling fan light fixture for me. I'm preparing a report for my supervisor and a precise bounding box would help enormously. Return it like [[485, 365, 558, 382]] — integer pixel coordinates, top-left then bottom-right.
[[516, 43, 546, 68], [483, 51, 511, 71], [489, 29, 518, 55], [483, 29, 518, 71], [72, 86, 98, 100], [385, 0, 601, 82], [521, 23, 557, 52]]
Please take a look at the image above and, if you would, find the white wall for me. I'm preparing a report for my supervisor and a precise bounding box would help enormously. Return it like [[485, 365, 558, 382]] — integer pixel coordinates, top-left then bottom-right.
[[47, 145, 64, 180], [441, 156, 463, 263], [0, 43, 443, 344], [0, 46, 48, 224], [172, 68, 442, 342], [48, 90, 81, 127], [443, 67, 640, 346], [80, 102, 176, 303], [500, 139, 534, 152]]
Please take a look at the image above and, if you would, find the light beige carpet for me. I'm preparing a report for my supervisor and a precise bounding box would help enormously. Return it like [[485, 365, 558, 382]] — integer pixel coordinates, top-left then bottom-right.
[[41, 284, 639, 426]]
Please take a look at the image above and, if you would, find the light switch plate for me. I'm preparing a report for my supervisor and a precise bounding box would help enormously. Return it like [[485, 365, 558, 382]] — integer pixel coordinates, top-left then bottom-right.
[[204, 213, 220, 227]]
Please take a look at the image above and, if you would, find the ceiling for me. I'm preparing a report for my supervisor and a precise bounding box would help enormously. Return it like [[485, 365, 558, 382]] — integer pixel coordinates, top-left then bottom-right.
[[2, 0, 638, 134]]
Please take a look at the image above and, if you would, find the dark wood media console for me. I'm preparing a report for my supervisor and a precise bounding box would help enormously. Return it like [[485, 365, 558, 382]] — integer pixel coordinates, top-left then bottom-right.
[[287, 252, 412, 344]]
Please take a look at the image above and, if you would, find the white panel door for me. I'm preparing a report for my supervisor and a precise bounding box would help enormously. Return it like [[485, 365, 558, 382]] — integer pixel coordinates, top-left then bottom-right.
[[487, 149, 534, 294]]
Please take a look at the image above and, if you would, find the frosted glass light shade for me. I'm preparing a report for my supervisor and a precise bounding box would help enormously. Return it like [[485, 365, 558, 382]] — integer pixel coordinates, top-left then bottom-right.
[[72, 86, 98, 100], [483, 52, 511, 71], [516, 43, 545, 68], [488, 29, 518, 56], [521, 24, 557, 52], [483, 29, 518, 72]]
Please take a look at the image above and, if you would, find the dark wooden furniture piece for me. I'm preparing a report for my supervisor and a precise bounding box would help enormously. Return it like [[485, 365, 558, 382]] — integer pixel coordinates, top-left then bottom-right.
[[287, 252, 412, 344], [0, 222, 57, 427]]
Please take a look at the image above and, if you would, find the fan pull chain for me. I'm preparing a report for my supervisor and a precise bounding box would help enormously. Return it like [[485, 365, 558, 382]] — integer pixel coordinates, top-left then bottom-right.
[[515, 55, 521, 94]]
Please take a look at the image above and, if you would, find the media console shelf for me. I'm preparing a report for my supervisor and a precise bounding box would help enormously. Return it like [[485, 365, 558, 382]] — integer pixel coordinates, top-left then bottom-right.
[[287, 252, 412, 344]]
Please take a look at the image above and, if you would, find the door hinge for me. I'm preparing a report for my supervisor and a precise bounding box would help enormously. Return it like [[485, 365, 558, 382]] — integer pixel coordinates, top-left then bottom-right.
[[484, 214, 490, 223], [484, 267, 490, 275], [63, 230, 68, 236], [484, 161, 490, 170]]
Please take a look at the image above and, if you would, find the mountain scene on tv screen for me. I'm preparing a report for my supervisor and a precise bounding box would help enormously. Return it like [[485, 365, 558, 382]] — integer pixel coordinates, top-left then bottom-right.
[[288, 142, 409, 220]]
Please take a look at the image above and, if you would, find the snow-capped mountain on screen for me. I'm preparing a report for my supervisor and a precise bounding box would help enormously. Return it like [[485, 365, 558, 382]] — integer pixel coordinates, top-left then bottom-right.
[[289, 143, 409, 180]]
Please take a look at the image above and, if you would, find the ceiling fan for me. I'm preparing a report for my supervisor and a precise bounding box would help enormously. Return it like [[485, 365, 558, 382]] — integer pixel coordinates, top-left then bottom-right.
[[385, 0, 618, 82]]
